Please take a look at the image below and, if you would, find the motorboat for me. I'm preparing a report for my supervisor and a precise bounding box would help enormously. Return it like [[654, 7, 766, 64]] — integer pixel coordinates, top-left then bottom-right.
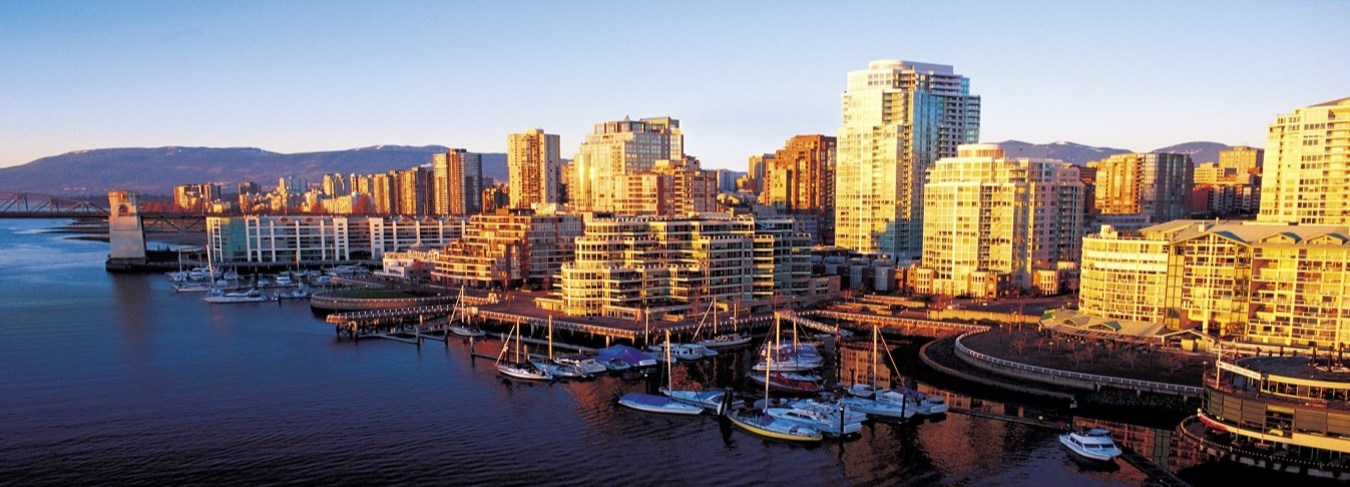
[[554, 355, 608, 376], [765, 404, 864, 437], [660, 388, 744, 412], [839, 396, 916, 421], [877, 388, 949, 415], [726, 409, 823, 443], [531, 359, 589, 379], [846, 383, 877, 398], [1059, 428, 1123, 462], [222, 269, 240, 281], [746, 371, 822, 394], [497, 361, 552, 381], [204, 288, 270, 304], [274, 274, 294, 287], [617, 393, 703, 415], [698, 333, 753, 349], [646, 343, 702, 362], [682, 343, 718, 358]]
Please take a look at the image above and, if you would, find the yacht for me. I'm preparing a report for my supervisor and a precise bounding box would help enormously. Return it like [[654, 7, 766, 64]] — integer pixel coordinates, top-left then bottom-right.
[[877, 388, 949, 415], [765, 401, 864, 437], [1059, 428, 1123, 462], [554, 355, 608, 376], [698, 333, 752, 349]]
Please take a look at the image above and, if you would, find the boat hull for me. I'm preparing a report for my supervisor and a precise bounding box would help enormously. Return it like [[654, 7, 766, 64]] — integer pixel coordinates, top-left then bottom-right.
[[1058, 434, 1122, 461], [618, 393, 703, 415], [726, 412, 823, 442]]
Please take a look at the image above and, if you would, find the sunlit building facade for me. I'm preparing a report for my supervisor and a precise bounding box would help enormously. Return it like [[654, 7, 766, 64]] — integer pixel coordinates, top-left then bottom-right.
[[835, 60, 980, 261], [1090, 152, 1193, 223], [507, 129, 561, 210], [571, 117, 683, 212], [1259, 98, 1350, 225]]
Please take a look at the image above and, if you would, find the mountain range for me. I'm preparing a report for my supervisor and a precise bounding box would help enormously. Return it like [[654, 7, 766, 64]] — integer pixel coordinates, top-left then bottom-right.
[[0, 146, 507, 196], [0, 141, 1236, 196]]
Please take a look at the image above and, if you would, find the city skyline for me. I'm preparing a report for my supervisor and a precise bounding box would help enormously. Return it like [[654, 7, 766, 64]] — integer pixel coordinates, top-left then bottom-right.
[[3, 2, 1347, 170]]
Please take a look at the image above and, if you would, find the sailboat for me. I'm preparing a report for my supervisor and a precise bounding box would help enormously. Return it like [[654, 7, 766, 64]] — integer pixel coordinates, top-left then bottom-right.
[[697, 300, 752, 349], [839, 325, 916, 420], [531, 316, 589, 379], [723, 314, 824, 442], [448, 286, 486, 338], [618, 330, 704, 415], [496, 322, 552, 381]]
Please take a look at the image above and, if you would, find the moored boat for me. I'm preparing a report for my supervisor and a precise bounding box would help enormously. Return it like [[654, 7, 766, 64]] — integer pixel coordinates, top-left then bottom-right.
[[877, 388, 949, 415], [746, 371, 822, 394], [840, 396, 916, 420], [204, 288, 270, 303], [660, 388, 745, 412], [725, 409, 823, 442], [1058, 428, 1122, 461], [698, 333, 753, 349], [497, 361, 553, 381], [618, 392, 704, 415], [554, 355, 608, 376]]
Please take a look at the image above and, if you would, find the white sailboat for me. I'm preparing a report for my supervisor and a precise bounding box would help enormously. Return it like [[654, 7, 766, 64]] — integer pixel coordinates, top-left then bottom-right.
[[724, 314, 824, 442], [495, 322, 551, 381], [842, 325, 917, 420], [448, 285, 485, 338], [531, 316, 589, 379], [697, 300, 751, 349]]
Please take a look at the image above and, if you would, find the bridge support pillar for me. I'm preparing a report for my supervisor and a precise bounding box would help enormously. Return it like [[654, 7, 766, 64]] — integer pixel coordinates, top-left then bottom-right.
[[106, 190, 147, 271]]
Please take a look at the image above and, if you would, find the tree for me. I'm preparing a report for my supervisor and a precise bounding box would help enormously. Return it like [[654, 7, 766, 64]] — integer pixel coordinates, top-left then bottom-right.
[[1119, 348, 1140, 370], [1069, 347, 1095, 369], [1011, 336, 1032, 358], [1157, 352, 1187, 376]]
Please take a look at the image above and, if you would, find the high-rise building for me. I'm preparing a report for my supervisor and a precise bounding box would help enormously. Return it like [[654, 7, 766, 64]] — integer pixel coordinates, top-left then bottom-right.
[[835, 60, 981, 261], [322, 173, 350, 197], [1089, 152, 1193, 223], [507, 129, 561, 210], [745, 153, 772, 195], [173, 183, 221, 212], [761, 135, 836, 244], [434, 149, 483, 216], [1259, 98, 1350, 225], [396, 167, 429, 215], [915, 144, 1084, 297], [372, 173, 396, 215], [1219, 145, 1264, 178], [612, 158, 718, 216], [571, 117, 683, 212]]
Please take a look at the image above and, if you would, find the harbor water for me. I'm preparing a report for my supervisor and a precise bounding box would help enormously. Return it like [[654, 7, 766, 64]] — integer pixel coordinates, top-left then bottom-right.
[[0, 219, 1156, 485]]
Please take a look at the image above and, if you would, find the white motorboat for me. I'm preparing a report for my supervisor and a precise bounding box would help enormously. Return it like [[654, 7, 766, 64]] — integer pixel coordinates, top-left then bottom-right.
[[660, 388, 744, 412], [840, 396, 916, 420], [274, 274, 294, 287], [647, 343, 701, 362], [601, 357, 631, 372], [682, 343, 718, 358], [617, 393, 703, 415], [554, 355, 608, 376], [765, 402, 864, 437], [204, 288, 270, 304], [222, 269, 240, 281], [1059, 428, 1122, 461], [877, 388, 949, 415], [276, 288, 311, 300], [531, 359, 588, 379]]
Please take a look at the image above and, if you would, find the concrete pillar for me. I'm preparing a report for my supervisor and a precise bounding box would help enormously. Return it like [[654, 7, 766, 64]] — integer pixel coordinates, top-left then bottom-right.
[[107, 190, 147, 265]]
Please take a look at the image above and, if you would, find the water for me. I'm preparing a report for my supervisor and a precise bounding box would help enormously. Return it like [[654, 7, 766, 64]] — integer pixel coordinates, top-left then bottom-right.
[[0, 219, 1152, 485]]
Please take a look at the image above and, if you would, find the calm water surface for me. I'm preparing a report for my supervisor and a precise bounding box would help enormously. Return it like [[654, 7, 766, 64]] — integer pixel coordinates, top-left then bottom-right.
[[0, 219, 1151, 485]]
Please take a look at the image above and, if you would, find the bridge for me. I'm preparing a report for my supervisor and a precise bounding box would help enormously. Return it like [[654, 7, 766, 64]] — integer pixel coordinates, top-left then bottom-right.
[[0, 191, 109, 218]]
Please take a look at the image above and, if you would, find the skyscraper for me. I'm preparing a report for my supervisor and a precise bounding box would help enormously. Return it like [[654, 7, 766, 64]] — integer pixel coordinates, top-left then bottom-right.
[[761, 135, 836, 245], [1258, 97, 1350, 225], [507, 129, 561, 209], [835, 60, 981, 261], [1089, 152, 1193, 223], [571, 117, 683, 212], [434, 149, 483, 216], [917, 144, 1084, 297]]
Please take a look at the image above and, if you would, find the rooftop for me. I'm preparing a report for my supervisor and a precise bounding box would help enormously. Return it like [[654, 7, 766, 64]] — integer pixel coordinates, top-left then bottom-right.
[[1237, 356, 1350, 384]]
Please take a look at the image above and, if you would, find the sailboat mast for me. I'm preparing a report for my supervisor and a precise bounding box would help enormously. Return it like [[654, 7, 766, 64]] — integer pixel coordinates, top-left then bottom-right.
[[548, 316, 554, 360], [767, 315, 778, 403], [871, 325, 879, 389], [665, 329, 673, 391]]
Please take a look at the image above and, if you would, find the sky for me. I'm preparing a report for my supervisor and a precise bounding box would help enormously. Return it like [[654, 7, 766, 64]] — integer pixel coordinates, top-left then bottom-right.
[[1, 1, 1347, 171]]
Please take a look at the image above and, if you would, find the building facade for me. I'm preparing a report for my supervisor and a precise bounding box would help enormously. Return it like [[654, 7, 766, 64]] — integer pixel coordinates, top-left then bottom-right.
[[1071, 220, 1350, 348], [761, 135, 836, 245], [571, 117, 683, 212], [507, 129, 561, 210], [548, 215, 810, 319], [430, 211, 583, 289], [1089, 152, 1194, 224], [434, 149, 483, 216], [835, 60, 981, 261], [1259, 98, 1350, 225], [917, 144, 1084, 297], [207, 215, 463, 263]]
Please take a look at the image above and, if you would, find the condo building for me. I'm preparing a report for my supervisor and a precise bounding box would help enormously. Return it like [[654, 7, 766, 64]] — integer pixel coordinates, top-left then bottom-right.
[[915, 144, 1084, 297], [1089, 152, 1194, 224], [433, 149, 483, 216], [542, 214, 810, 319], [507, 129, 561, 210], [835, 60, 980, 261], [761, 135, 836, 245], [571, 117, 683, 212], [1259, 97, 1350, 225], [430, 210, 583, 289], [611, 158, 718, 216], [1065, 220, 1350, 349]]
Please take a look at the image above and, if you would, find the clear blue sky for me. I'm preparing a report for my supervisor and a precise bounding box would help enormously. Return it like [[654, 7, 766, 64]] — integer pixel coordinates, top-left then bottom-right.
[[1, 1, 1346, 170]]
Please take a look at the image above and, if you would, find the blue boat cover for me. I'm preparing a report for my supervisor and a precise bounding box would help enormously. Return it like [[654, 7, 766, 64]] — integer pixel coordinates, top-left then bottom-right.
[[596, 345, 656, 365], [620, 392, 672, 406]]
